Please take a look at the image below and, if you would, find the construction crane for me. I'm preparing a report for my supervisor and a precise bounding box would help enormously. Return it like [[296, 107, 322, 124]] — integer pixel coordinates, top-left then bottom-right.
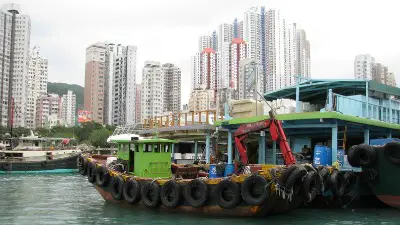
[[232, 92, 296, 166]]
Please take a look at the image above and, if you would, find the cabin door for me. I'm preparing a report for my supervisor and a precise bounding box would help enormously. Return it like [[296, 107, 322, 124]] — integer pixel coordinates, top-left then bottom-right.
[[129, 144, 135, 172]]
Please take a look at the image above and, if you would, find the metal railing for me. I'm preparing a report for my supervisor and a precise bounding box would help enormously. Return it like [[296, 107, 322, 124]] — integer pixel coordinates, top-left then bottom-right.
[[143, 110, 224, 129]]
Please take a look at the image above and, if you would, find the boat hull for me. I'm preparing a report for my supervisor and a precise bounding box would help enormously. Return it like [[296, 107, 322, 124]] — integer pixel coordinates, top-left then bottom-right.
[[0, 154, 79, 174]]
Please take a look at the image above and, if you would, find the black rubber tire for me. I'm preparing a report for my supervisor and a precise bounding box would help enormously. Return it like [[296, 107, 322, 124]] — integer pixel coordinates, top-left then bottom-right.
[[362, 168, 379, 184], [285, 166, 307, 191], [160, 180, 181, 208], [1, 162, 11, 171], [184, 179, 208, 208], [141, 182, 161, 208], [87, 161, 96, 183], [329, 170, 345, 197], [318, 167, 329, 192], [78, 156, 87, 176], [123, 178, 141, 204], [41, 160, 47, 167], [214, 179, 241, 209], [95, 165, 110, 187], [343, 172, 358, 195], [384, 142, 400, 165], [277, 165, 298, 187], [348, 144, 377, 168], [111, 176, 124, 200], [302, 171, 318, 202], [347, 145, 357, 167], [241, 174, 270, 206]]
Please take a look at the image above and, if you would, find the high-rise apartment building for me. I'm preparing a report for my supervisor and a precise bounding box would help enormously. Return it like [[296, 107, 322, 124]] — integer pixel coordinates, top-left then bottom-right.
[[192, 48, 220, 92], [141, 61, 164, 122], [162, 63, 181, 114], [296, 29, 311, 79], [218, 23, 233, 54], [284, 23, 297, 87], [135, 84, 141, 123], [188, 87, 215, 111], [230, 38, 248, 92], [26, 46, 48, 128], [61, 90, 76, 127], [36, 93, 61, 128], [0, 3, 31, 128], [354, 54, 375, 80], [243, 7, 260, 62], [84, 42, 138, 125], [199, 36, 212, 52], [354, 54, 396, 87], [84, 43, 107, 124], [238, 58, 264, 100]]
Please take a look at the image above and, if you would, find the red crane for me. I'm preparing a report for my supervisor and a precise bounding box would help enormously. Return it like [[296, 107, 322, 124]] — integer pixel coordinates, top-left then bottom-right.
[[233, 111, 296, 166]]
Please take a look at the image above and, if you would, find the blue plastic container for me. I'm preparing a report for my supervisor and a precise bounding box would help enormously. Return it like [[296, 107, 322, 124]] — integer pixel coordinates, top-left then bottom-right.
[[224, 164, 234, 177], [313, 145, 328, 166], [209, 164, 218, 178], [337, 149, 345, 167], [326, 147, 332, 165]]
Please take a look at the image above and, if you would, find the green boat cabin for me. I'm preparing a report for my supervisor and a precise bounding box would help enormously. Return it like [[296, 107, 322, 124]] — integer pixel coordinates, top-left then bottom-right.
[[112, 137, 177, 179]]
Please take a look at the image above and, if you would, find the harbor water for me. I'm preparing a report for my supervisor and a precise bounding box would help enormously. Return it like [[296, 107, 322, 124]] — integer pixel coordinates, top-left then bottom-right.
[[0, 174, 399, 225]]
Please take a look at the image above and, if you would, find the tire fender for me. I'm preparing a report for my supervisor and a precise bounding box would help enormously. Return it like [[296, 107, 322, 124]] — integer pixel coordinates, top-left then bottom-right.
[[348, 144, 377, 168], [277, 165, 298, 187], [96, 165, 110, 187], [384, 142, 400, 165], [111, 176, 124, 200], [302, 171, 319, 202], [123, 178, 141, 204], [160, 180, 181, 208], [214, 179, 241, 209], [183, 179, 208, 208], [241, 174, 270, 206], [87, 161, 96, 183], [141, 181, 161, 208], [329, 170, 345, 197]]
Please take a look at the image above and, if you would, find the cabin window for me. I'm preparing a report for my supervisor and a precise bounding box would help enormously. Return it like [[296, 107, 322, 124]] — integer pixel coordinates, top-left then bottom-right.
[[120, 144, 129, 152], [130, 144, 135, 152], [144, 144, 152, 152], [163, 144, 170, 153], [154, 144, 160, 153]]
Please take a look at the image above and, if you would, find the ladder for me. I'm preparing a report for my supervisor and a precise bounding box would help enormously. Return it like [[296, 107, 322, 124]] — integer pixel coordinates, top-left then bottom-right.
[[338, 126, 347, 150]]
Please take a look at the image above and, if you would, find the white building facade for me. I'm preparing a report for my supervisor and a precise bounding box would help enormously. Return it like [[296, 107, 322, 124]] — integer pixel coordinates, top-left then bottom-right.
[[61, 90, 76, 127], [0, 3, 31, 128], [354, 54, 375, 80], [26, 46, 48, 128], [141, 61, 164, 122], [162, 63, 181, 114]]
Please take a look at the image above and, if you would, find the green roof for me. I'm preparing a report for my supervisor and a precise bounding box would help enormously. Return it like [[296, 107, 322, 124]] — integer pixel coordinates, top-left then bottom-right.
[[215, 111, 400, 130], [264, 79, 400, 102]]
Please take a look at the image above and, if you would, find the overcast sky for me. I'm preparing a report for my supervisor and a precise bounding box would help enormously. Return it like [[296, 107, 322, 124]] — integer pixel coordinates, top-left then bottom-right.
[[14, 0, 400, 105]]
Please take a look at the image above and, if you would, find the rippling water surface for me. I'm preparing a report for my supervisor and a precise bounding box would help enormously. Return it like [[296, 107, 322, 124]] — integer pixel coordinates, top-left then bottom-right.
[[0, 174, 398, 225]]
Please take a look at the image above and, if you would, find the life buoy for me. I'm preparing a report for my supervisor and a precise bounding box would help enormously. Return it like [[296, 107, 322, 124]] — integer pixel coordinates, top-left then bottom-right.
[[184, 179, 208, 208], [285, 166, 307, 196], [87, 161, 96, 183], [214, 179, 241, 209], [329, 170, 345, 197], [160, 180, 181, 208], [96, 165, 110, 187], [241, 174, 270, 206], [141, 181, 161, 208], [384, 142, 400, 165], [277, 165, 298, 187], [111, 176, 124, 200], [1, 162, 11, 171], [347, 144, 377, 168], [302, 171, 319, 202], [123, 178, 141, 204], [343, 172, 358, 195]]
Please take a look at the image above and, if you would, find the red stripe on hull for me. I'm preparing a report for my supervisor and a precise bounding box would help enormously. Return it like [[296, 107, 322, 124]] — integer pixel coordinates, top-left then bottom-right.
[[94, 186, 262, 217], [376, 195, 400, 209]]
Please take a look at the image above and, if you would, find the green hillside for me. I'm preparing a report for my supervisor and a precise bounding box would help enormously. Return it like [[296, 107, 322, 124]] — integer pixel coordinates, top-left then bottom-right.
[[47, 82, 84, 110]]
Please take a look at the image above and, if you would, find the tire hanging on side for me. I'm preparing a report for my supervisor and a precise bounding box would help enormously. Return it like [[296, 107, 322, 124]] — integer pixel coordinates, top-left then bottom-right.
[[329, 170, 345, 197], [383, 142, 400, 165], [160, 180, 181, 208], [123, 178, 141, 204], [347, 144, 377, 168], [111, 176, 124, 200], [343, 172, 358, 195], [277, 165, 298, 187], [184, 179, 208, 208], [214, 179, 241, 209], [96, 165, 110, 187], [87, 161, 96, 183], [318, 167, 329, 192], [78, 156, 87, 176], [1, 162, 11, 171], [141, 181, 161, 208], [285, 166, 307, 195], [241, 174, 270, 206], [302, 171, 319, 202]]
